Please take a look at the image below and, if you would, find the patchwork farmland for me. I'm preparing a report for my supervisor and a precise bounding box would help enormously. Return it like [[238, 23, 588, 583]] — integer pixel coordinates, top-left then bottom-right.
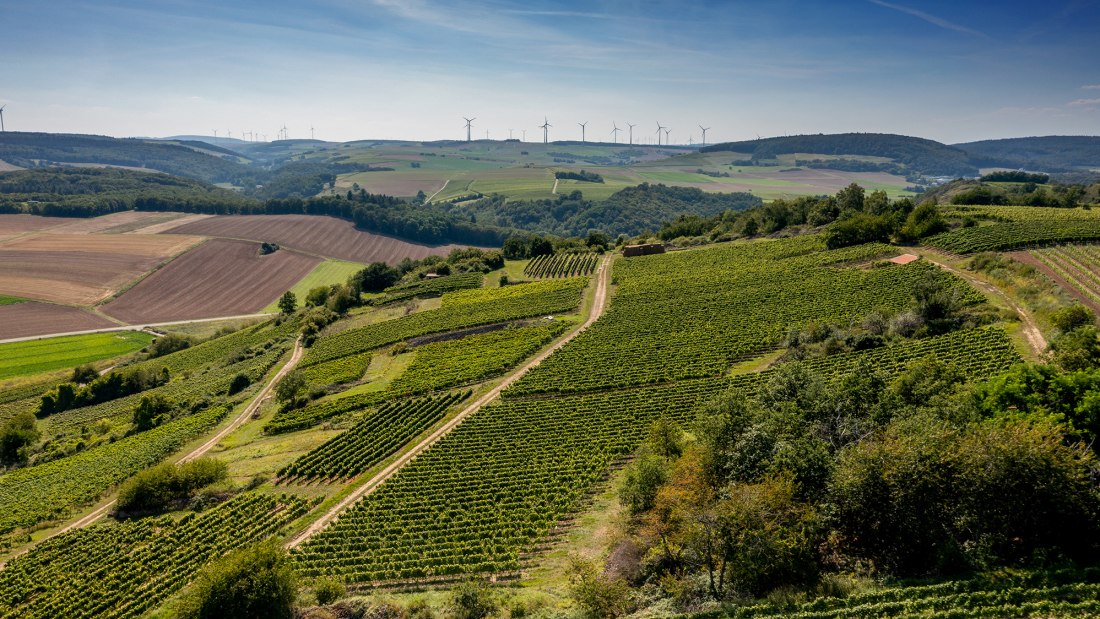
[[0, 233, 201, 305], [101, 238, 320, 323], [162, 214, 474, 262]]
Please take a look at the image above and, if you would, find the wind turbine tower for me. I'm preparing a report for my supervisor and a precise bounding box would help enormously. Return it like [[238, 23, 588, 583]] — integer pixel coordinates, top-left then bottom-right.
[[540, 117, 551, 144], [463, 117, 476, 142], [212, 129, 217, 140], [655, 121, 665, 146], [664, 127, 672, 145], [0, 105, 5, 132], [627, 123, 636, 146], [578, 121, 587, 143], [610, 123, 621, 144], [311, 126, 315, 140], [699, 125, 711, 146]]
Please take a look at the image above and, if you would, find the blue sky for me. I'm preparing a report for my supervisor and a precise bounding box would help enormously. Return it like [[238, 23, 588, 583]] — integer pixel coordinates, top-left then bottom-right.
[[1, 0, 1098, 144]]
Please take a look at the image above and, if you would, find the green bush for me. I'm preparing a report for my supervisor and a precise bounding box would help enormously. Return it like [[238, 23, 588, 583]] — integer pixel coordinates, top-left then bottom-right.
[[823, 213, 893, 249], [312, 577, 346, 605], [176, 541, 297, 619], [1051, 304, 1095, 333], [115, 457, 227, 515]]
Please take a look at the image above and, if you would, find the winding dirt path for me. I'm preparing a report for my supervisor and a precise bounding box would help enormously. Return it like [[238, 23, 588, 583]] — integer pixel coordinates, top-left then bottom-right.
[[5, 338, 305, 562], [426, 179, 450, 203], [921, 250, 1047, 356], [286, 254, 614, 549]]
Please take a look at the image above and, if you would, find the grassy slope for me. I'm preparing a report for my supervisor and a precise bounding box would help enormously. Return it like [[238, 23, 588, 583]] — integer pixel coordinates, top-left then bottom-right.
[[0, 331, 153, 380], [0, 295, 25, 305], [261, 259, 366, 313]]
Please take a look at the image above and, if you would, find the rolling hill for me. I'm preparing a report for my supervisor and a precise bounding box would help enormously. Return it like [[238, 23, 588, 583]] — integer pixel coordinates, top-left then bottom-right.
[[954, 136, 1100, 172], [701, 132, 979, 177]]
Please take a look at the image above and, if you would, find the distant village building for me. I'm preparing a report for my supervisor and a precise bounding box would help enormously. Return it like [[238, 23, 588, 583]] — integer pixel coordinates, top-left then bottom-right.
[[622, 243, 666, 257]]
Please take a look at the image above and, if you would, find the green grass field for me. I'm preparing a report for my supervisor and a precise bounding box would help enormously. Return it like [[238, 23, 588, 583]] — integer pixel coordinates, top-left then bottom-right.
[[263, 259, 366, 313], [0, 295, 25, 306], [0, 331, 154, 381]]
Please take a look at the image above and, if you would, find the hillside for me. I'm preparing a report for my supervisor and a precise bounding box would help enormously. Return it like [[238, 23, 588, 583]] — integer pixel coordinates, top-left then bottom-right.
[[955, 136, 1100, 172], [0, 167, 255, 216], [701, 132, 978, 177], [0, 131, 255, 185]]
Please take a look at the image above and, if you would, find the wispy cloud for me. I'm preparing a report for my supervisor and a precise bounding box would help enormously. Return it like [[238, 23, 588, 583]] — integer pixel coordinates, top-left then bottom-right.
[[868, 0, 990, 39], [1068, 98, 1100, 107], [1083, 84, 1100, 90]]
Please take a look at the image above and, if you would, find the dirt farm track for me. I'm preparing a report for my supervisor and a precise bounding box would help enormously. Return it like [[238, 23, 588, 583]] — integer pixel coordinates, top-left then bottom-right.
[[161, 214, 472, 263], [101, 239, 320, 324]]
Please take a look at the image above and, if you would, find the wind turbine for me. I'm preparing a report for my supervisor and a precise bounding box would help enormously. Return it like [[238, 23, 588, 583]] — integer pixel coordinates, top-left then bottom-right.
[[540, 117, 551, 144], [509, 129, 514, 140], [282, 124, 289, 140], [212, 129, 217, 140], [699, 125, 710, 146], [627, 123, 636, 146], [463, 117, 475, 142], [664, 127, 672, 145], [610, 123, 621, 144], [310, 126, 315, 140], [655, 121, 665, 146], [0, 105, 6, 132], [522, 129, 527, 142], [578, 121, 587, 143], [227, 130, 232, 139]]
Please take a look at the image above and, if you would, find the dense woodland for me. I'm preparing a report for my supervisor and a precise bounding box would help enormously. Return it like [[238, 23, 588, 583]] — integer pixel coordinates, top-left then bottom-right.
[[449, 183, 761, 238], [957, 136, 1100, 172]]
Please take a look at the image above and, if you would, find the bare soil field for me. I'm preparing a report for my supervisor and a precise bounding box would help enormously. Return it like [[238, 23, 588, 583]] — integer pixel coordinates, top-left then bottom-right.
[[0, 160, 23, 172], [129, 213, 213, 235], [49, 211, 190, 235], [0, 214, 68, 242], [0, 234, 202, 305], [101, 239, 320, 323], [161, 214, 472, 262], [0, 302, 116, 340]]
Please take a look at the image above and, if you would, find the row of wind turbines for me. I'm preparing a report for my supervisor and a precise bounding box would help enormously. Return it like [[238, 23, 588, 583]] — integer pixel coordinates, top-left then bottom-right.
[[211, 125, 316, 142], [463, 117, 711, 147]]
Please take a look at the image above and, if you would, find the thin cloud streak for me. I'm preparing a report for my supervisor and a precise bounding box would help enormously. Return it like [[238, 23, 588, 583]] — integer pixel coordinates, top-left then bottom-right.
[[868, 0, 990, 39]]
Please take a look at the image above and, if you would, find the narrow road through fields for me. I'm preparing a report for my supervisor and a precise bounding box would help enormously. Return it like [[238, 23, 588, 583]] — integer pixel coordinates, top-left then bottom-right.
[[921, 250, 1047, 356], [551, 178, 559, 194], [425, 179, 450, 203], [8, 338, 305, 559], [286, 254, 614, 549], [0, 312, 277, 345]]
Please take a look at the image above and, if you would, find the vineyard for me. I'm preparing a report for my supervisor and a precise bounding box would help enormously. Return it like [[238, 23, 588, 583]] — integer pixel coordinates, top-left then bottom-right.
[[302, 351, 373, 386], [0, 493, 312, 619], [921, 205, 1100, 253], [387, 322, 567, 396], [0, 405, 228, 538], [523, 252, 600, 279], [268, 322, 567, 434], [372, 272, 484, 306], [301, 278, 587, 368], [1027, 244, 1100, 305], [507, 241, 977, 397], [293, 326, 1018, 582], [279, 391, 470, 482]]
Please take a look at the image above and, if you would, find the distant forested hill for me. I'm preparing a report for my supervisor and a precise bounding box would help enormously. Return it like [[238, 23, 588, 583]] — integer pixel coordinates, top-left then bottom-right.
[[446, 183, 762, 237], [701, 132, 978, 177], [0, 168, 255, 216], [0, 132, 256, 185], [955, 136, 1100, 172]]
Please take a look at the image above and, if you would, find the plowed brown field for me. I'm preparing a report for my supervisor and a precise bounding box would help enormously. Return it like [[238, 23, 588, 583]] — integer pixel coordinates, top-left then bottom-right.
[[0, 214, 68, 241], [0, 302, 116, 340], [0, 234, 202, 305], [48, 211, 190, 235], [101, 239, 320, 323], [161, 214, 474, 263]]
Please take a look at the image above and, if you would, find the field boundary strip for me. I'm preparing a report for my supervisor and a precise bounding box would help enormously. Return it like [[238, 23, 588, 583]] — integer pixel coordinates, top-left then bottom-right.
[[3, 337, 305, 563], [285, 253, 613, 549], [919, 249, 1047, 355]]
